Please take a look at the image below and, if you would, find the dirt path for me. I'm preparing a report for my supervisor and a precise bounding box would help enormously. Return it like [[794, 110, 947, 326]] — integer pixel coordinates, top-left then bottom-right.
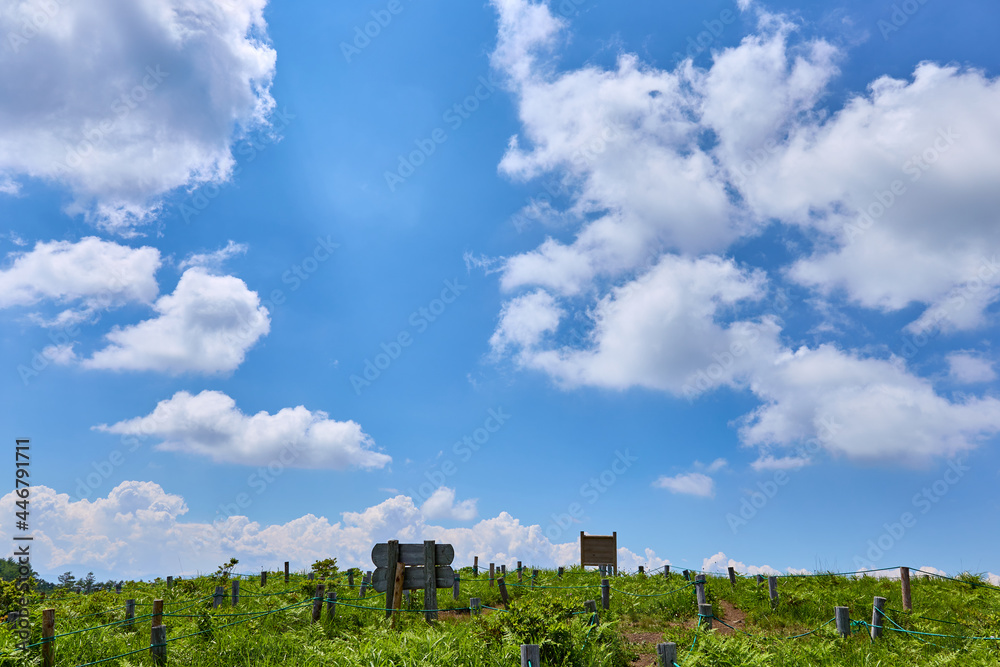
[[625, 599, 749, 664]]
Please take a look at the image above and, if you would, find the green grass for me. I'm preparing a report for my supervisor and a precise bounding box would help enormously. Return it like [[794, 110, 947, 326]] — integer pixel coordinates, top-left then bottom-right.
[[1, 567, 999, 666]]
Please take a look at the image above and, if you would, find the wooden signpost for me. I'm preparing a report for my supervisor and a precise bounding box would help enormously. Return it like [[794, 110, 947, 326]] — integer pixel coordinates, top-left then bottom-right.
[[372, 540, 455, 622], [580, 531, 618, 576]]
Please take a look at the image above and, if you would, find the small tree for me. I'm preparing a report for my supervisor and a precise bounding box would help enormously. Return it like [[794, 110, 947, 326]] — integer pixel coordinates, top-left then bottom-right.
[[57, 572, 76, 590], [213, 557, 239, 585], [311, 558, 339, 580], [81, 572, 96, 593]]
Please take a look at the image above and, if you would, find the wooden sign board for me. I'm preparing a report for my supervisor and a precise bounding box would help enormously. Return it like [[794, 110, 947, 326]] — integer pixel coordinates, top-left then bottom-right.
[[580, 531, 618, 576], [371, 540, 453, 621]]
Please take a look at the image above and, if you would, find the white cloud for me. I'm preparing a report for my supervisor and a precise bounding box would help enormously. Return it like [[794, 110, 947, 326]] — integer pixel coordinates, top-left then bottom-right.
[[946, 352, 997, 384], [702, 551, 790, 576], [702, 458, 728, 473], [654, 472, 715, 498], [95, 390, 391, 471], [41, 344, 76, 365], [420, 487, 478, 522], [750, 455, 811, 471], [82, 268, 269, 374], [178, 241, 248, 272], [489, 289, 563, 357], [0, 237, 161, 321], [0, 482, 664, 577], [0, 0, 276, 232]]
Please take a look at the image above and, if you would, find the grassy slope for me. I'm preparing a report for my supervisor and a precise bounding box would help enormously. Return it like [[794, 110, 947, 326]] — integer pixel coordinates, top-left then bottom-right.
[[1, 567, 998, 666]]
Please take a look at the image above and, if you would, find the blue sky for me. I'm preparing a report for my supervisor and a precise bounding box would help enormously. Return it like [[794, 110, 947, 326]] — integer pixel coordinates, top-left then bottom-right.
[[1, 0, 1000, 582]]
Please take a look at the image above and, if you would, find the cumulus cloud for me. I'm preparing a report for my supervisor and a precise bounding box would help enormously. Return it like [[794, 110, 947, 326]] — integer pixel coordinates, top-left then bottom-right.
[[420, 487, 478, 521], [0, 482, 667, 577], [95, 390, 391, 470], [654, 472, 715, 498], [0, 237, 161, 323], [946, 352, 997, 384], [82, 268, 269, 374], [483, 0, 1000, 468], [0, 0, 277, 232], [178, 241, 248, 272], [703, 551, 792, 577]]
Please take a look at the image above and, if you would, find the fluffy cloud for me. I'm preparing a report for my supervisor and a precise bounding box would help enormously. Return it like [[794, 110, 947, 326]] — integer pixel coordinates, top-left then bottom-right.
[[0, 237, 161, 323], [0, 0, 276, 232], [946, 352, 997, 384], [0, 482, 667, 577], [178, 240, 248, 272], [95, 390, 391, 470], [420, 487, 479, 521], [654, 472, 715, 498], [82, 268, 269, 374], [484, 0, 1000, 467]]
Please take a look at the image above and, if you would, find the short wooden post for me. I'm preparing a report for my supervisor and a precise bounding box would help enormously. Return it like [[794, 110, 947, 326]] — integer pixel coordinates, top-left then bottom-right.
[[453, 574, 460, 600], [601, 578, 610, 610], [727, 566, 737, 588], [232, 580, 239, 607], [682, 569, 690, 581], [166, 576, 173, 589], [6, 611, 16, 625], [490, 563, 495, 588], [768, 576, 778, 606], [348, 570, 354, 587], [213, 585, 224, 609], [404, 590, 411, 605], [558, 567, 564, 577], [115, 583, 122, 594], [638, 566, 644, 575], [327, 591, 337, 618], [312, 584, 324, 623], [424, 540, 439, 622], [284, 561, 289, 584], [470, 597, 481, 617], [532, 569, 539, 587], [261, 570, 267, 587], [42, 608, 55, 667], [517, 561, 523, 582], [656, 642, 677, 666], [584, 600, 599, 625], [521, 643, 540, 667], [900, 567, 912, 611], [125, 599, 136, 629], [308, 572, 314, 581], [152, 599, 163, 628], [498, 577, 510, 607], [835, 606, 851, 637], [663, 565, 670, 577], [599, 564, 606, 577], [150, 625, 167, 666], [360, 572, 369, 598], [472, 555, 478, 576], [699, 603, 713, 629], [871, 597, 887, 639], [756, 574, 764, 585], [501, 564, 506, 576], [695, 575, 706, 605]]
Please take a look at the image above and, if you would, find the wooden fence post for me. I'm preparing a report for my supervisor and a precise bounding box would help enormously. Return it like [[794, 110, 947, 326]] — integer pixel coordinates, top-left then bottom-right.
[[699, 603, 713, 630], [150, 625, 167, 666], [166, 576, 173, 589], [558, 567, 564, 577], [232, 580, 239, 608], [473, 556, 478, 576], [871, 597, 887, 639], [521, 643, 540, 667], [312, 584, 325, 623], [152, 599, 163, 628], [900, 567, 912, 611], [213, 585, 224, 609], [284, 561, 290, 584], [42, 608, 54, 667], [348, 570, 355, 588], [498, 577, 510, 607], [490, 563, 495, 588], [453, 574, 460, 600], [327, 591, 337, 619], [768, 577, 778, 606], [125, 599, 135, 629], [517, 561, 522, 582], [663, 565, 670, 578], [601, 579, 610, 610], [385, 540, 400, 619], [308, 572, 314, 581], [360, 572, 369, 598], [424, 540, 439, 623], [835, 606, 851, 637], [695, 575, 706, 605], [115, 583, 122, 594], [584, 600, 599, 625], [656, 642, 677, 667], [532, 569, 539, 588], [756, 574, 763, 585], [682, 569, 690, 581], [261, 571, 267, 587], [727, 567, 737, 588], [501, 564, 506, 577], [639, 566, 644, 575], [470, 597, 481, 617]]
